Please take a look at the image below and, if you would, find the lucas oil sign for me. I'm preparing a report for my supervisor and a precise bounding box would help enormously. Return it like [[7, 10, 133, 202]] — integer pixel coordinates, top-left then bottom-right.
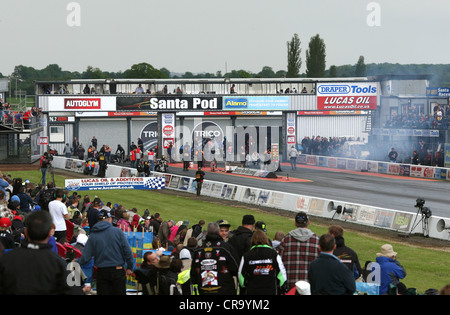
[[316, 83, 378, 110]]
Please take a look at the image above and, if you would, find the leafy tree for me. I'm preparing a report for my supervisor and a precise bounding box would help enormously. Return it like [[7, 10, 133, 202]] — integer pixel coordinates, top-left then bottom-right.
[[275, 70, 287, 78], [329, 65, 338, 77], [225, 69, 252, 78], [355, 56, 367, 77], [258, 66, 276, 78], [123, 62, 168, 79], [160, 67, 171, 78], [286, 34, 302, 78], [82, 66, 108, 79], [305, 34, 326, 78]]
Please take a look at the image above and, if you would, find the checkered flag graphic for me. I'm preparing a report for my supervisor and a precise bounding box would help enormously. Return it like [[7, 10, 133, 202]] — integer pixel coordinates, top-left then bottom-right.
[[144, 177, 165, 189]]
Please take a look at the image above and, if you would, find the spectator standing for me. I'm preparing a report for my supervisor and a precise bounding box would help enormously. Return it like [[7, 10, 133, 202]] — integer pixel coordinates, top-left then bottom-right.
[[48, 189, 70, 244], [388, 147, 398, 163], [63, 143, 71, 158], [328, 225, 362, 279], [158, 219, 174, 249], [0, 211, 72, 295], [86, 197, 102, 228], [228, 214, 255, 260], [40, 152, 51, 186], [77, 210, 134, 295], [77, 144, 85, 160], [195, 167, 205, 196], [412, 150, 419, 165], [190, 222, 239, 295], [375, 244, 407, 295], [288, 145, 298, 170], [277, 211, 319, 290], [72, 136, 79, 154], [91, 136, 97, 150], [238, 230, 287, 295], [217, 219, 231, 241], [308, 234, 356, 295]]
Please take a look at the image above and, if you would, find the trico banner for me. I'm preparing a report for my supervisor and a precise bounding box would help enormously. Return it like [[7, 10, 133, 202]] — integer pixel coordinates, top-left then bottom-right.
[[65, 177, 165, 191], [317, 83, 378, 110]]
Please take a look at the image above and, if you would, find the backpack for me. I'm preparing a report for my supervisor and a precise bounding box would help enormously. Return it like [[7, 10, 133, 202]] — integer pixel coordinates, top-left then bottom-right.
[[157, 271, 181, 295]]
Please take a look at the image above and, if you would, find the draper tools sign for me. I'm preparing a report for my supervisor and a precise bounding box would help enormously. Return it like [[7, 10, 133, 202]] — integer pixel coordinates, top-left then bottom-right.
[[317, 83, 378, 110], [65, 177, 165, 191]]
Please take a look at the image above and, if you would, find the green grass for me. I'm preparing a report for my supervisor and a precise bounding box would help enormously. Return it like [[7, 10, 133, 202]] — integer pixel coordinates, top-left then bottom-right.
[[5, 169, 450, 294]]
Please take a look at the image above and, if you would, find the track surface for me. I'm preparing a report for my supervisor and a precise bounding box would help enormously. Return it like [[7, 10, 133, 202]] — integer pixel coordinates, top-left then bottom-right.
[[168, 162, 450, 219]]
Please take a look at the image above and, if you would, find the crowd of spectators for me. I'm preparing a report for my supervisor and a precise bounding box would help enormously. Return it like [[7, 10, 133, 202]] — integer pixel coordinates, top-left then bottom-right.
[[299, 135, 445, 167], [0, 172, 448, 295], [0, 98, 41, 129], [384, 104, 450, 130], [300, 136, 354, 158]]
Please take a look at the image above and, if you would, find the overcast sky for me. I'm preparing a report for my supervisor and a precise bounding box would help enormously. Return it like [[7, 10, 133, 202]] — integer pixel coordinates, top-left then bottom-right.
[[1, 0, 449, 76]]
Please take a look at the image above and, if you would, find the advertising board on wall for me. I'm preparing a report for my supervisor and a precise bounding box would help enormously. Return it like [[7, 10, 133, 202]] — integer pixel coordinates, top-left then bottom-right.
[[316, 83, 378, 110], [116, 96, 222, 111], [45, 96, 117, 111], [223, 96, 289, 111], [65, 177, 165, 191]]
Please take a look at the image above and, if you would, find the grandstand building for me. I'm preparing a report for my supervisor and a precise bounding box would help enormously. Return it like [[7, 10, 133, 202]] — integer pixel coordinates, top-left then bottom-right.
[[1, 75, 448, 164]]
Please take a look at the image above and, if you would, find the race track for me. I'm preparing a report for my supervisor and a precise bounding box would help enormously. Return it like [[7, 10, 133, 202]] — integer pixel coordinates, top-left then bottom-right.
[[167, 162, 450, 219]]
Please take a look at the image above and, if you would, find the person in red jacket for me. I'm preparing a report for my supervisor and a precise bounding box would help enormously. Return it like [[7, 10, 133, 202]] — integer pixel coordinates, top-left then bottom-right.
[[130, 148, 136, 168], [23, 109, 32, 129]]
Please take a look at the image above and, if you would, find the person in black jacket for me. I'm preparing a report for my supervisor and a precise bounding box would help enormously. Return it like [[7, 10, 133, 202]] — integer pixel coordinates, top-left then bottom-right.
[[228, 214, 255, 259], [328, 225, 362, 279], [0, 210, 73, 295], [190, 222, 239, 295], [308, 234, 356, 295], [238, 230, 287, 295]]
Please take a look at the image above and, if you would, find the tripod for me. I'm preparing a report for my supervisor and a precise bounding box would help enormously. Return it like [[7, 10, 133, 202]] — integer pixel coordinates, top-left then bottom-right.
[[409, 206, 430, 237]]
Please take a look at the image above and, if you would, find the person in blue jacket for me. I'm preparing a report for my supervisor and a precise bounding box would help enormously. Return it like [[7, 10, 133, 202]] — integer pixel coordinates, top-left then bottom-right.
[[375, 244, 407, 295], [77, 210, 134, 295]]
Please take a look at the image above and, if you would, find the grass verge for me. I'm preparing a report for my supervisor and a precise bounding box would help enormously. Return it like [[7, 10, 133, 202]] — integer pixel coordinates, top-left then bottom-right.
[[5, 169, 450, 294]]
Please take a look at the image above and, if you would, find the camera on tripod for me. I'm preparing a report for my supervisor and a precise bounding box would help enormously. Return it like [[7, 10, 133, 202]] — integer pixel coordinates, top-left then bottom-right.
[[415, 198, 425, 209], [410, 197, 432, 237], [414, 197, 432, 218]]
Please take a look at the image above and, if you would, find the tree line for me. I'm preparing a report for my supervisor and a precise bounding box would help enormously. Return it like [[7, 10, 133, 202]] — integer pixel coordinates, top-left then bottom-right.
[[2, 33, 449, 95]]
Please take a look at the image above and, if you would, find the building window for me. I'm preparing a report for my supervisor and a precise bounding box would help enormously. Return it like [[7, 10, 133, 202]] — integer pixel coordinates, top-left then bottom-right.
[[49, 125, 64, 143]]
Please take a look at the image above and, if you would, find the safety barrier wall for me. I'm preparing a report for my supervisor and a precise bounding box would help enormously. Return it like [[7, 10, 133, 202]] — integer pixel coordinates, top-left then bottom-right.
[[295, 154, 450, 180], [52, 156, 450, 242]]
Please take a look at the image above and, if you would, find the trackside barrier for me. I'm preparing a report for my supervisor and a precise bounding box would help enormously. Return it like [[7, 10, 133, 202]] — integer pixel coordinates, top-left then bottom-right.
[[52, 156, 450, 242], [295, 154, 450, 180]]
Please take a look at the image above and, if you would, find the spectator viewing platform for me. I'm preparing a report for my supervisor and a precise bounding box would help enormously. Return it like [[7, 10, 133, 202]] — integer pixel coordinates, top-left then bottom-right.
[[34, 77, 369, 96]]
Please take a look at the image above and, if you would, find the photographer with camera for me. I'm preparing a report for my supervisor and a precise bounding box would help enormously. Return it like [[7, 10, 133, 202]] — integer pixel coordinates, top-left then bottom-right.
[[40, 152, 52, 186]]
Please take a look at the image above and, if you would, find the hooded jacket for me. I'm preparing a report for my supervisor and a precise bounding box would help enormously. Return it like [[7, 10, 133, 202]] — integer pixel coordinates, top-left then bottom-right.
[[375, 256, 406, 294], [228, 226, 253, 259], [78, 220, 134, 270], [277, 227, 319, 290]]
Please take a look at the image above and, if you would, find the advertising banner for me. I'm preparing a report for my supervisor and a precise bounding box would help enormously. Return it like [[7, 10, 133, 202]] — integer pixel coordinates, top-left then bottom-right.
[[47, 96, 117, 111], [161, 113, 175, 149], [223, 96, 289, 111], [65, 177, 165, 191], [317, 83, 378, 110], [116, 96, 222, 111]]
